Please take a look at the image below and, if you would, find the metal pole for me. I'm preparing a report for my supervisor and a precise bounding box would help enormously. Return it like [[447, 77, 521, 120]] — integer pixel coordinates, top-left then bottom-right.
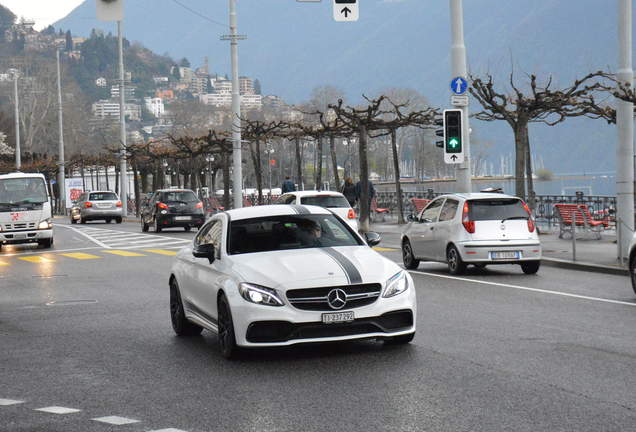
[[449, 0, 471, 193], [13, 73, 20, 170], [226, 0, 244, 209], [56, 49, 66, 214], [617, 0, 634, 260], [117, 20, 128, 217]]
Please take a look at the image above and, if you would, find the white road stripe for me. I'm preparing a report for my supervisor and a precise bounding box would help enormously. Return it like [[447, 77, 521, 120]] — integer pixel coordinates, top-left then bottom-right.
[[0, 398, 24, 406], [34, 406, 81, 414], [407, 269, 636, 308], [92, 415, 140, 425], [56, 226, 111, 249]]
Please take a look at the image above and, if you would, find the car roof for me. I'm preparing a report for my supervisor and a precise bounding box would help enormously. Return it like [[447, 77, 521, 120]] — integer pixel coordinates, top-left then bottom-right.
[[286, 190, 345, 197], [155, 189, 195, 193], [225, 204, 332, 221], [437, 192, 520, 201], [0, 172, 46, 180]]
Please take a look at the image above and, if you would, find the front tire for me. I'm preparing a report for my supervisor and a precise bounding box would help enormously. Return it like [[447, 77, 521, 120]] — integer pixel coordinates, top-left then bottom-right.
[[521, 260, 541, 275], [630, 254, 636, 295], [217, 294, 238, 359], [38, 238, 53, 249], [447, 245, 466, 275], [170, 279, 203, 336], [402, 239, 420, 270], [384, 332, 415, 345]]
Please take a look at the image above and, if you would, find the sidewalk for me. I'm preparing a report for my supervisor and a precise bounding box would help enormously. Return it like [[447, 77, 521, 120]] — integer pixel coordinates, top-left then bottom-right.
[[369, 220, 629, 276]]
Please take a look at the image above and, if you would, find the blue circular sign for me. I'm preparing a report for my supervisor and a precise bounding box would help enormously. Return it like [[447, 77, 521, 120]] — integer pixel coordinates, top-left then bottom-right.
[[450, 77, 468, 95]]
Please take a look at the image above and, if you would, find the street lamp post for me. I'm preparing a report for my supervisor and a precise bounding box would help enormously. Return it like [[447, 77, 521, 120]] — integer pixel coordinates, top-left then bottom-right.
[[13, 70, 20, 170], [56, 48, 66, 214], [117, 20, 128, 218]]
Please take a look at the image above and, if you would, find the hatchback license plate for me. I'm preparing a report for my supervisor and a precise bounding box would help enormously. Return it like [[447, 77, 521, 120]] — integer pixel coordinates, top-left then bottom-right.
[[322, 311, 354, 324], [491, 251, 520, 260], [174, 216, 191, 221]]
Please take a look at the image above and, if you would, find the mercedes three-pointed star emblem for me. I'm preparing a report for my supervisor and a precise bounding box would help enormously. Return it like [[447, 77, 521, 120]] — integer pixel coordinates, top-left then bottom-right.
[[327, 289, 347, 310]]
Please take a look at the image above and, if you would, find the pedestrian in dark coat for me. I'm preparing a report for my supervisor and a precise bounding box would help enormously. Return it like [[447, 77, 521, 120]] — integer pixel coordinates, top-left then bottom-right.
[[341, 177, 357, 207], [281, 176, 296, 193]]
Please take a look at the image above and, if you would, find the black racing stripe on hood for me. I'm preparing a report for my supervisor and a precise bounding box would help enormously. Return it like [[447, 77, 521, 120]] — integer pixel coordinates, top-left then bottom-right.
[[322, 247, 363, 284], [290, 205, 310, 215]]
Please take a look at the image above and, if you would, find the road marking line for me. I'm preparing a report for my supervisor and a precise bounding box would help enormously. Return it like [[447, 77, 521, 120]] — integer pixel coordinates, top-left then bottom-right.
[[92, 416, 140, 425], [144, 249, 178, 256], [102, 250, 146, 257], [61, 252, 101, 260], [0, 247, 100, 257], [0, 261, 8, 266], [147, 429, 189, 432], [407, 269, 636, 308], [107, 238, 187, 246], [126, 244, 185, 250], [34, 406, 81, 414], [59, 225, 111, 248], [373, 246, 399, 252], [0, 399, 24, 406], [19, 256, 54, 264]]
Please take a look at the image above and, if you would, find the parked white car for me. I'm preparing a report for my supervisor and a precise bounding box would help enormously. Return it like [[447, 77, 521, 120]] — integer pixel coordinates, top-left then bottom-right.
[[169, 204, 416, 358], [276, 190, 359, 231], [401, 193, 541, 275]]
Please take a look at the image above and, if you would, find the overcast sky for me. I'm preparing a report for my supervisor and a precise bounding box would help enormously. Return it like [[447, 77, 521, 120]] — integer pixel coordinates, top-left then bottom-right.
[[0, 0, 84, 30]]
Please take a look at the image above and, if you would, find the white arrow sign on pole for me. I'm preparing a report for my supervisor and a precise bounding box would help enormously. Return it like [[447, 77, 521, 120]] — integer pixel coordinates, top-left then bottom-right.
[[333, 0, 359, 22]]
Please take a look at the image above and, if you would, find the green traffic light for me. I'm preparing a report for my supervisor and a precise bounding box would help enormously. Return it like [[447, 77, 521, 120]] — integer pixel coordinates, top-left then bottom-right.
[[448, 137, 459, 148]]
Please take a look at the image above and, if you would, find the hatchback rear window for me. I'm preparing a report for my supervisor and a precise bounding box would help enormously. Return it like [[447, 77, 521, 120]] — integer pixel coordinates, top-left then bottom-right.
[[300, 195, 350, 208], [160, 191, 198, 203], [89, 192, 118, 201], [469, 199, 527, 221]]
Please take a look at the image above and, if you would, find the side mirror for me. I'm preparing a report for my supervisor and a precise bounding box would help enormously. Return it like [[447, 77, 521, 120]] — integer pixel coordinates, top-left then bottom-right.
[[193, 243, 216, 264], [364, 232, 382, 247], [407, 214, 417, 222]]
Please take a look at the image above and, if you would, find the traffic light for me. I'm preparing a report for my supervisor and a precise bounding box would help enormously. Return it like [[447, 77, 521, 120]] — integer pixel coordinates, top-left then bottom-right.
[[443, 109, 463, 154]]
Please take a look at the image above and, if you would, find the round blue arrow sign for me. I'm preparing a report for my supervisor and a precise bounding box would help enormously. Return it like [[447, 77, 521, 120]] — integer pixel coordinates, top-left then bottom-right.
[[450, 77, 468, 95]]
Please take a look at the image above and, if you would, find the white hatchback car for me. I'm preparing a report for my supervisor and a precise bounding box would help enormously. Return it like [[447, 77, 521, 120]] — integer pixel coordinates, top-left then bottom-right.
[[169, 205, 416, 358], [276, 190, 359, 231], [401, 193, 541, 275]]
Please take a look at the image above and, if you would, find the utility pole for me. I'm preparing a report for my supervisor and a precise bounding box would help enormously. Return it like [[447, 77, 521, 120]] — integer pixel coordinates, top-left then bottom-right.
[[221, 0, 246, 209], [13, 72, 20, 170], [117, 20, 128, 217], [616, 0, 634, 261], [449, 0, 472, 193], [56, 48, 66, 213]]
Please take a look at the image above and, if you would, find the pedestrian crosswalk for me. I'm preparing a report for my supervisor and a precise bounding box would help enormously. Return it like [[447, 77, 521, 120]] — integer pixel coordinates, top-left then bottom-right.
[[68, 226, 191, 250]]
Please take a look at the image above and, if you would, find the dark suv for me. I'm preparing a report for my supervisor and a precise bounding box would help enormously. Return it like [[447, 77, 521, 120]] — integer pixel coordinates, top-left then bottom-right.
[[140, 189, 205, 232]]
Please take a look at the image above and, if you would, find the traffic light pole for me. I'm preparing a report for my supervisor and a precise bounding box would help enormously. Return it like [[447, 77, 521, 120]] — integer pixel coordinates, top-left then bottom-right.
[[449, 0, 471, 193], [117, 20, 128, 217]]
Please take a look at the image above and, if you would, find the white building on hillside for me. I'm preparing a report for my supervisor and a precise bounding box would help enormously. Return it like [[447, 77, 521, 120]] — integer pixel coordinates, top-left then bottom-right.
[[144, 97, 165, 118]]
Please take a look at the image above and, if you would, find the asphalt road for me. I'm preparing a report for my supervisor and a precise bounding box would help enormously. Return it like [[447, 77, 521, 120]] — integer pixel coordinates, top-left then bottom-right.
[[1, 219, 635, 432]]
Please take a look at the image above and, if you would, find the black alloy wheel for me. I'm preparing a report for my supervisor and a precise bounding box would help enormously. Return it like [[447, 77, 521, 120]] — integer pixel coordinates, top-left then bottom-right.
[[630, 255, 636, 295], [217, 294, 238, 359], [447, 245, 467, 275], [169, 279, 203, 336], [521, 260, 541, 275], [402, 239, 420, 270]]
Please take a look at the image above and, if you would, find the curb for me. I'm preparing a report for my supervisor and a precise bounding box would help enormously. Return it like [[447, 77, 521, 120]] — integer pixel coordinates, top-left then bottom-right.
[[540, 257, 628, 276]]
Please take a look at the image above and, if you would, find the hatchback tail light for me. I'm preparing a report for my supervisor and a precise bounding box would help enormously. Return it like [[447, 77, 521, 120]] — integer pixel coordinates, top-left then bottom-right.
[[522, 201, 536, 233], [462, 201, 475, 233], [116, 201, 122, 208], [157, 202, 169, 210], [195, 202, 203, 209], [347, 209, 356, 219], [84, 202, 92, 208]]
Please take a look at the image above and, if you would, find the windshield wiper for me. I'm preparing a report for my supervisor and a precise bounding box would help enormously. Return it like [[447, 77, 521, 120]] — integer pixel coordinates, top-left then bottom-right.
[[501, 216, 529, 223]]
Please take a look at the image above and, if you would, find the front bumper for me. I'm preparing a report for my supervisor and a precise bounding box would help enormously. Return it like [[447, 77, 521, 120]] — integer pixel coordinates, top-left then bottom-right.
[[459, 241, 542, 263], [0, 228, 53, 244], [229, 279, 417, 347]]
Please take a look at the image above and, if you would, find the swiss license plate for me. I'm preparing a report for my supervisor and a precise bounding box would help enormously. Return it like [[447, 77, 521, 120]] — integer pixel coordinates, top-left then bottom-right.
[[491, 251, 520, 260], [174, 216, 191, 221], [322, 311, 354, 324]]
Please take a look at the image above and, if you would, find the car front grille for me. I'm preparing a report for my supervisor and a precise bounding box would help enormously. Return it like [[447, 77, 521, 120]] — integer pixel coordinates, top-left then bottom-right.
[[286, 283, 382, 311], [3, 222, 36, 231]]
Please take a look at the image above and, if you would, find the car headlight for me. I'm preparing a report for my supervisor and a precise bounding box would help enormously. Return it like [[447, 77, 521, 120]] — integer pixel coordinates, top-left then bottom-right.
[[38, 219, 52, 230], [383, 271, 408, 298], [238, 283, 284, 307]]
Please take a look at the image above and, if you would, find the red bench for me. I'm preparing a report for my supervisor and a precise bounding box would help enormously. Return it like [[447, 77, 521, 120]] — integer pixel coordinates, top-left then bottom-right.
[[554, 203, 609, 240], [410, 198, 431, 216], [371, 198, 390, 222]]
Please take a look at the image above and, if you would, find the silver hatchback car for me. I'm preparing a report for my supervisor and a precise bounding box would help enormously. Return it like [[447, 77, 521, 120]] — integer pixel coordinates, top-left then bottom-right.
[[70, 191, 123, 224], [401, 193, 541, 275]]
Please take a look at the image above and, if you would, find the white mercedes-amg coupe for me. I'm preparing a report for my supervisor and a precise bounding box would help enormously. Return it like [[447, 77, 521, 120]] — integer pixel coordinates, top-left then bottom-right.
[[169, 204, 417, 358]]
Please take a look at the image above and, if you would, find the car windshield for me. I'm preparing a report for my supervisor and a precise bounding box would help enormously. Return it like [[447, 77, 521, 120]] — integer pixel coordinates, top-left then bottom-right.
[[160, 191, 198, 203], [0, 177, 48, 205], [228, 214, 362, 255], [300, 195, 350, 208], [469, 199, 527, 221], [89, 192, 118, 201]]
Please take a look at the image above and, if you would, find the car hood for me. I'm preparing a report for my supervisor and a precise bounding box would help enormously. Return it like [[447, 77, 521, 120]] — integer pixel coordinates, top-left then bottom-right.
[[230, 246, 401, 290]]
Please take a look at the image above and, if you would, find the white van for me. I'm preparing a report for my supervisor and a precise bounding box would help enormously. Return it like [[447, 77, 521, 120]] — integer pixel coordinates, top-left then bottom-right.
[[0, 172, 54, 250]]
